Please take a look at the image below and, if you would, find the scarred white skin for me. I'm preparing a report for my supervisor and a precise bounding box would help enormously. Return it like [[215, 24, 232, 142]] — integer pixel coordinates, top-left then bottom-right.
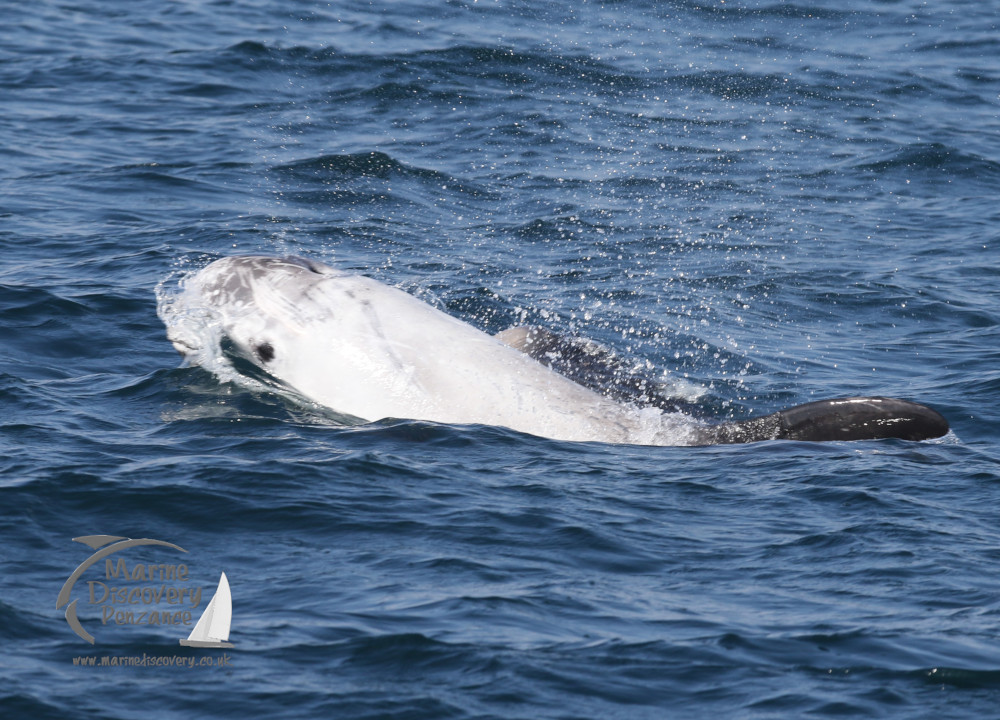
[[164, 256, 691, 445]]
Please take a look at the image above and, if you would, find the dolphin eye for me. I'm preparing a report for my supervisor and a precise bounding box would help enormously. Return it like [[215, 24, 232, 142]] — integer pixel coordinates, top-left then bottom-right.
[[254, 342, 275, 363]]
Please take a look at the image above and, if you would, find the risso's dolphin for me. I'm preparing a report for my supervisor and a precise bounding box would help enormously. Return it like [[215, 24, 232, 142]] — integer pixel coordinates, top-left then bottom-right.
[[161, 255, 949, 446]]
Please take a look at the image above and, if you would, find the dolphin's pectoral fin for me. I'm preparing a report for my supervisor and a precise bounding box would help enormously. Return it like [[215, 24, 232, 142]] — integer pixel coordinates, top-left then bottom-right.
[[697, 396, 949, 445]]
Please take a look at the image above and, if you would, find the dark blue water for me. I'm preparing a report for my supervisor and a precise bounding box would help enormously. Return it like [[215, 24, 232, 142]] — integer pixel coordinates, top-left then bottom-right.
[[3, 1, 999, 717]]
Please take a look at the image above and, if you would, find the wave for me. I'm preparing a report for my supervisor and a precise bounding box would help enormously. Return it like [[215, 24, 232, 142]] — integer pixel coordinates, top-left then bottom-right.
[[853, 142, 1000, 182]]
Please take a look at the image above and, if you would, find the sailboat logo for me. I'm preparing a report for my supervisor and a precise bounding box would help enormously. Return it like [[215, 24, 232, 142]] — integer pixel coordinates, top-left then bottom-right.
[[179, 572, 234, 649]]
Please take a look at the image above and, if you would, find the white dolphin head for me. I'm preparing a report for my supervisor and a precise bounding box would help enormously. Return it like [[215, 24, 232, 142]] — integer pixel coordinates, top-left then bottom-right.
[[165, 255, 339, 367]]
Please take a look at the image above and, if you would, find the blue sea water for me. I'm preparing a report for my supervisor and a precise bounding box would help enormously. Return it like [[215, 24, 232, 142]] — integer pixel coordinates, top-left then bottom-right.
[[2, 0, 1000, 717]]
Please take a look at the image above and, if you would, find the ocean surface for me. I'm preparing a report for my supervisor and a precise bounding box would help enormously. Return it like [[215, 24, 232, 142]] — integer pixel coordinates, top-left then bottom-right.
[[2, 0, 999, 717]]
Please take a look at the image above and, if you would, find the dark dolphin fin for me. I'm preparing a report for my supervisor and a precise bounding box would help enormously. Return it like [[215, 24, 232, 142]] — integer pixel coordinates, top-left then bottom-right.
[[697, 396, 950, 445], [495, 325, 699, 414]]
